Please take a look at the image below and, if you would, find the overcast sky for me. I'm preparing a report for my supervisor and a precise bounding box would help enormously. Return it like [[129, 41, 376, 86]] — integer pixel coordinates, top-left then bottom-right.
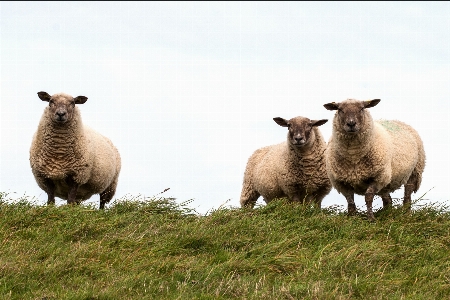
[[1, 1, 449, 213]]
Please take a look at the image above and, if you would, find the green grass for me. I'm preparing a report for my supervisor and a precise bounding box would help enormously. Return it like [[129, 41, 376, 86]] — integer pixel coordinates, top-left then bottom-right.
[[1, 192, 450, 299]]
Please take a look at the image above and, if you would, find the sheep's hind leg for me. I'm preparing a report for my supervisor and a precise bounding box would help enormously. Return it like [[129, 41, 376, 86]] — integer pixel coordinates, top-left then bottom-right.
[[404, 173, 418, 211], [100, 180, 118, 209], [380, 193, 392, 209], [240, 185, 260, 209], [44, 178, 56, 205]]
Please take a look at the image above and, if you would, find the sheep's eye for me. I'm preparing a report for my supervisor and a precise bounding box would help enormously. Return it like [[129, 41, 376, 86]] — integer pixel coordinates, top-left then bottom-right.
[[71, 101, 75, 106], [49, 101, 54, 106]]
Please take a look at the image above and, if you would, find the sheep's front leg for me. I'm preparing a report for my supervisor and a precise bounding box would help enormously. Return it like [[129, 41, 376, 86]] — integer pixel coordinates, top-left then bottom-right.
[[337, 182, 356, 216], [44, 178, 56, 205], [342, 190, 356, 216], [65, 176, 79, 205], [365, 184, 377, 221]]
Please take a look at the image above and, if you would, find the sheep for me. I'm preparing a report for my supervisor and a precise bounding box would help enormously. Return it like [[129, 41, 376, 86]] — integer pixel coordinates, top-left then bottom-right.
[[29, 91, 121, 209], [240, 116, 332, 208], [323, 99, 426, 221]]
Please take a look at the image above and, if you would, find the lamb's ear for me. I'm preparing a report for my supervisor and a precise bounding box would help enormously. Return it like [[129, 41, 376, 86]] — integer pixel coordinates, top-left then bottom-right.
[[37, 91, 51, 102], [323, 102, 339, 111], [74, 96, 88, 104], [273, 117, 289, 127], [364, 99, 380, 108], [311, 119, 328, 127]]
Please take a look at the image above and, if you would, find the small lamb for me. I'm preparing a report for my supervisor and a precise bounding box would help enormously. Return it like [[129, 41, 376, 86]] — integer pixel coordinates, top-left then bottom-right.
[[29, 91, 121, 209], [240, 116, 332, 208], [323, 99, 426, 221]]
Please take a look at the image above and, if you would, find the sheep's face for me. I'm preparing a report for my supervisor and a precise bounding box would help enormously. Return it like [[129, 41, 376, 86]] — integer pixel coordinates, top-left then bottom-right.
[[38, 92, 88, 125], [323, 99, 380, 134], [273, 116, 328, 148]]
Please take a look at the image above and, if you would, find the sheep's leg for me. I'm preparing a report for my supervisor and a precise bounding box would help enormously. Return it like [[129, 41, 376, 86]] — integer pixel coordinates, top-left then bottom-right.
[[335, 181, 357, 216], [44, 178, 56, 205], [303, 193, 321, 208], [312, 188, 331, 208], [99, 180, 118, 209], [292, 193, 306, 204], [240, 181, 260, 208], [240, 191, 260, 209], [99, 192, 111, 209], [343, 191, 357, 216], [65, 176, 79, 205], [365, 184, 377, 221], [380, 193, 392, 208], [404, 173, 418, 211], [302, 194, 313, 205]]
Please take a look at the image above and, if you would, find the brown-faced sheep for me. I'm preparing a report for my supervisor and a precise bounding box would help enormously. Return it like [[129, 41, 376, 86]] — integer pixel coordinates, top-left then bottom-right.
[[240, 116, 332, 208], [29, 91, 121, 209], [323, 99, 425, 221]]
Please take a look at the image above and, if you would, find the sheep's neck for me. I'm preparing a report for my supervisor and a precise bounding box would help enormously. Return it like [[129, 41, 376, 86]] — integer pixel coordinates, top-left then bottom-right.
[[287, 136, 319, 158], [38, 113, 84, 158], [334, 125, 374, 157]]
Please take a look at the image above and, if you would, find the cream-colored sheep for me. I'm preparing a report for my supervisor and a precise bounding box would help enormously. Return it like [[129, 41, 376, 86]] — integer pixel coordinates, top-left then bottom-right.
[[29, 91, 121, 209], [240, 116, 332, 208], [323, 99, 426, 221]]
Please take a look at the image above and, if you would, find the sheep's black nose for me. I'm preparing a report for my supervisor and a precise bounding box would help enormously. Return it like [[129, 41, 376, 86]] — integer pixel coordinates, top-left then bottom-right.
[[56, 111, 66, 117], [347, 120, 356, 127], [294, 136, 304, 143]]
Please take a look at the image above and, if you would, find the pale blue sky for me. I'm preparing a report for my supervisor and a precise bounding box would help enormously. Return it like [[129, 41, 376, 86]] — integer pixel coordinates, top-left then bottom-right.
[[1, 1, 449, 213]]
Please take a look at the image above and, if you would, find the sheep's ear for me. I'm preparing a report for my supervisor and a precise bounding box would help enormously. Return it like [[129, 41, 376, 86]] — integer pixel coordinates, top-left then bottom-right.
[[273, 117, 289, 127], [311, 119, 328, 127], [37, 91, 51, 102], [74, 96, 88, 104], [323, 102, 339, 111], [364, 99, 380, 108]]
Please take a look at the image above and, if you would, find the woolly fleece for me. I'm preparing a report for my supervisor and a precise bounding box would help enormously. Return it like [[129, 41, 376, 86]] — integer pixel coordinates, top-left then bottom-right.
[[240, 117, 331, 208], [325, 99, 425, 219], [30, 93, 121, 205]]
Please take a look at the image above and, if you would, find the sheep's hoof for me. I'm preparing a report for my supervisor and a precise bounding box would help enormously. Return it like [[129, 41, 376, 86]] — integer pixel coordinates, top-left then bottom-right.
[[367, 212, 376, 222]]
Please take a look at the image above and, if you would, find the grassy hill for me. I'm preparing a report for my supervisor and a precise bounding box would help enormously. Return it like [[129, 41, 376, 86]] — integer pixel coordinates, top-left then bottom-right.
[[1, 192, 450, 299]]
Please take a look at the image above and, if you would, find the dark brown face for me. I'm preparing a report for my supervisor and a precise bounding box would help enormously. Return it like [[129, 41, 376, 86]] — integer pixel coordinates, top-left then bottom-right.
[[323, 99, 380, 134], [37, 91, 88, 125], [273, 116, 328, 147]]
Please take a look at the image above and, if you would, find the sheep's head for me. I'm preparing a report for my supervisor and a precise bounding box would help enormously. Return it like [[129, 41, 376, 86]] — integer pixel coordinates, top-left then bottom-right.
[[37, 91, 88, 124], [273, 116, 327, 148], [323, 99, 380, 133]]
